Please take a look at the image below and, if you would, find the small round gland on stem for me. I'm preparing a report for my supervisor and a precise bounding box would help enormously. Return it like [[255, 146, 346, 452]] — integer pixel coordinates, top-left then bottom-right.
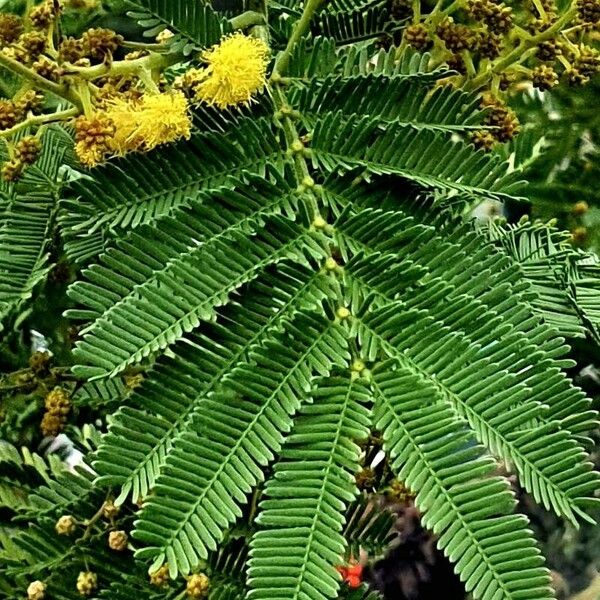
[[325, 257, 338, 271], [352, 359, 366, 372], [336, 307, 351, 320], [302, 175, 315, 188], [312, 215, 327, 229], [102, 499, 120, 519], [291, 139, 304, 153]]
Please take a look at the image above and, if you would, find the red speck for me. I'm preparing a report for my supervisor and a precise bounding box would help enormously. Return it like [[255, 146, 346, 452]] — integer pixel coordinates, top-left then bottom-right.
[[336, 562, 363, 588]]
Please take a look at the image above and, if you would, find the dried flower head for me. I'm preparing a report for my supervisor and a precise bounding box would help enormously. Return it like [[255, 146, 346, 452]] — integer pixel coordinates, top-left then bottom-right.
[[76, 571, 97, 596], [0, 13, 24, 46], [108, 530, 128, 551], [193, 33, 269, 108], [27, 580, 46, 600], [55, 515, 77, 535]]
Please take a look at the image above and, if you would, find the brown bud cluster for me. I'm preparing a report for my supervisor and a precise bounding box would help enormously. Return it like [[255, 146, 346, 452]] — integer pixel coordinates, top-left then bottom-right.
[[0, 13, 23, 46], [532, 64, 558, 89], [470, 129, 497, 151], [29, 0, 62, 30], [577, 0, 600, 26], [33, 56, 63, 82], [15, 136, 42, 165], [476, 32, 503, 59], [437, 18, 476, 52], [0, 99, 22, 130], [536, 40, 561, 61], [404, 23, 431, 50], [58, 37, 85, 63], [481, 94, 520, 142], [41, 387, 71, 436], [16, 90, 44, 115], [81, 28, 123, 61], [19, 32, 47, 59], [1, 159, 22, 182]]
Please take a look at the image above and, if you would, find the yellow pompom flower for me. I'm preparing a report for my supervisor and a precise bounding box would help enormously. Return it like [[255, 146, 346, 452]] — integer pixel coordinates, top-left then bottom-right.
[[104, 91, 192, 155], [194, 33, 269, 109]]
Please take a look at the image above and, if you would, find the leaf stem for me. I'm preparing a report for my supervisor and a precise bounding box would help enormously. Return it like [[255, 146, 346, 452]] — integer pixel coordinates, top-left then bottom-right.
[[0, 51, 80, 106], [272, 0, 325, 77], [229, 10, 266, 30], [0, 107, 79, 138]]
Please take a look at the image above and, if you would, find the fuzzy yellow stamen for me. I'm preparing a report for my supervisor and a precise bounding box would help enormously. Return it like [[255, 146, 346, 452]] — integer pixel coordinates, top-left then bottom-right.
[[104, 91, 192, 154], [193, 33, 269, 109], [74, 92, 192, 167]]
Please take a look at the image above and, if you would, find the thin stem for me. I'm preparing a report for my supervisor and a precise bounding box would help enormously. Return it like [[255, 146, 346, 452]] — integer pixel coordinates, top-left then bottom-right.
[[412, 0, 421, 21], [272, 0, 326, 77], [121, 40, 170, 52], [271, 84, 319, 218], [0, 107, 79, 138], [468, 4, 577, 89], [229, 10, 266, 30], [62, 51, 178, 81]]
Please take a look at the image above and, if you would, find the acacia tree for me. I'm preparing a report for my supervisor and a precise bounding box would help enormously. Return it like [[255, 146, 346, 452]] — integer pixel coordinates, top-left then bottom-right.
[[0, 0, 599, 599]]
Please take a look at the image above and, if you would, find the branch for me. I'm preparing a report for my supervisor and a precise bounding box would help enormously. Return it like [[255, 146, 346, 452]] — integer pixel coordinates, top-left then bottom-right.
[[272, 0, 326, 76], [0, 107, 79, 138], [0, 51, 80, 107]]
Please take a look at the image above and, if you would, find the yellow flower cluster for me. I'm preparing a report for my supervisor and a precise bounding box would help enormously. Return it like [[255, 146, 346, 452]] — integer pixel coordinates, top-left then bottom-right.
[[178, 33, 269, 109], [74, 91, 191, 167], [104, 91, 191, 154]]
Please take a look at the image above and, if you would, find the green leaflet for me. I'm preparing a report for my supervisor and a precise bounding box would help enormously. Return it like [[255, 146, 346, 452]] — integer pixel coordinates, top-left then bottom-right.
[[372, 364, 553, 600], [133, 312, 351, 576], [0, 11, 593, 598], [248, 377, 371, 600], [127, 0, 232, 54]]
